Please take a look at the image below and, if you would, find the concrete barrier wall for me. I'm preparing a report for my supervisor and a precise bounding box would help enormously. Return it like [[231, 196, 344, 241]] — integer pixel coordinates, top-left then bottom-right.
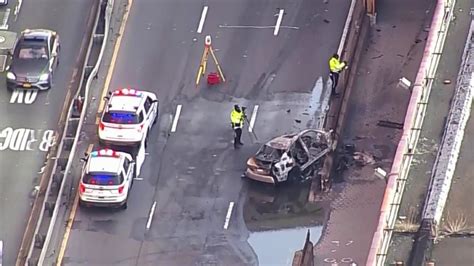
[[308, 0, 368, 198], [422, 20, 474, 227], [366, 0, 456, 265]]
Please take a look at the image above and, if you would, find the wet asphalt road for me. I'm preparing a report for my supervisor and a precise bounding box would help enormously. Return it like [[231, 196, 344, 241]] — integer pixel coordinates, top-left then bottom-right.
[[0, 0, 95, 264], [63, 0, 350, 265]]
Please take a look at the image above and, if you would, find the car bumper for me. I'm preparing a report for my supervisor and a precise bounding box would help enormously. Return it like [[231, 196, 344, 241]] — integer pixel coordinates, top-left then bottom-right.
[[98, 137, 142, 147], [98, 132, 142, 146], [245, 168, 276, 184], [7, 79, 50, 91], [79, 195, 127, 208]]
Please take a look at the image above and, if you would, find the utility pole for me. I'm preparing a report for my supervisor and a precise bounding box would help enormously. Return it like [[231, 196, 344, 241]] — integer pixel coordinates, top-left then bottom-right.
[[365, 0, 376, 25]]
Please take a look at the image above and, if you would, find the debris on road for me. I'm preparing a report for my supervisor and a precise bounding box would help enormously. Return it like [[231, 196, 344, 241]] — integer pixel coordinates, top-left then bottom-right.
[[377, 120, 404, 129], [353, 151, 376, 166]]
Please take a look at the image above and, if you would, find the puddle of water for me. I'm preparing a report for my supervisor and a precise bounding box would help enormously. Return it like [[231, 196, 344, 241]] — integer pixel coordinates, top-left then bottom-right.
[[248, 226, 322, 266], [244, 182, 326, 266]]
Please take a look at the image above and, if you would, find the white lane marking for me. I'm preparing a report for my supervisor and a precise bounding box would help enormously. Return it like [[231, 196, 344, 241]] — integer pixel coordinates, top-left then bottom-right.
[[10, 89, 39, 104], [219, 25, 299, 30], [134, 177, 144, 181], [146, 201, 157, 230], [197, 6, 208, 34], [274, 9, 284, 36], [171, 105, 182, 132], [0, 127, 54, 151], [248, 105, 259, 133], [0, 8, 10, 30], [223, 202, 235, 229], [14, 0, 23, 19]]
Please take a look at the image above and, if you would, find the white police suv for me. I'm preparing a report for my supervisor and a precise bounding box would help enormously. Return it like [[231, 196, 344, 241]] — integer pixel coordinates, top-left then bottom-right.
[[79, 149, 135, 209], [99, 88, 158, 146]]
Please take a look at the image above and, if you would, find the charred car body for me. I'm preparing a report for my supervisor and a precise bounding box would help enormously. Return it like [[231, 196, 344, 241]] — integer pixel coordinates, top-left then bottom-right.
[[246, 129, 334, 184]]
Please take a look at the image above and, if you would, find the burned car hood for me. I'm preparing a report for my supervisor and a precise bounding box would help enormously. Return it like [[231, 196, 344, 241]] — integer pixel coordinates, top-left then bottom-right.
[[10, 59, 49, 77], [254, 135, 296, 162]]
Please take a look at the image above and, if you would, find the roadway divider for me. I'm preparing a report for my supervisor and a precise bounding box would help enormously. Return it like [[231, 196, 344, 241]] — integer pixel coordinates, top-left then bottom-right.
[[366, 0, 456, 265], [15, 0, 114, 265], [308, 0, 368, 199]]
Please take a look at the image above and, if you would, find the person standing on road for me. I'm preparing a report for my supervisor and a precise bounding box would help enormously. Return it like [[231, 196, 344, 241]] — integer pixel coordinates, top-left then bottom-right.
[[328, 53, 348, 95], [230, 105, 246, 149]]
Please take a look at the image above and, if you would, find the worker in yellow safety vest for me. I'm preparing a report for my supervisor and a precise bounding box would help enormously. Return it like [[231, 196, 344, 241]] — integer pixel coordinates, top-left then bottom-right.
[[328, 53, 348, 96], [230, 105, 246, 149]]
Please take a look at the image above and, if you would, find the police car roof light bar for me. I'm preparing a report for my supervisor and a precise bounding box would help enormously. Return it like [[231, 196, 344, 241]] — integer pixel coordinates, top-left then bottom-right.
[[91, 149, 119, 157], [113, 88, 142, 97]]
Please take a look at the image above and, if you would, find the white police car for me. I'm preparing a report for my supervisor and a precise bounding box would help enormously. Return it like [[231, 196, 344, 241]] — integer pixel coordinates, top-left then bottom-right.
[[79, 149, 136, 209], [99, 88, 158, 146]]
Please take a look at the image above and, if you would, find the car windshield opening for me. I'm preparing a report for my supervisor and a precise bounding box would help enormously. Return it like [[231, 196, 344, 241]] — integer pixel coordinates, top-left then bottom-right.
[[83, 172, 123, 185], [17, 44, 48, 60], [103, 111, 140, 124], [255, 145, 285, 162]]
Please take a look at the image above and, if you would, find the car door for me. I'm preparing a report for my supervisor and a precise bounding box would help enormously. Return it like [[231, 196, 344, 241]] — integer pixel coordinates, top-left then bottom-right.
[[143, 97, 154, 129], [49, 35, 59, 72], [122, 158, 132, 192], [135, 138, 146, 177]]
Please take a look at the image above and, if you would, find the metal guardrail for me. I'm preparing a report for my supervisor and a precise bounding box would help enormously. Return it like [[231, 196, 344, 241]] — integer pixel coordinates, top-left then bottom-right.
[[408, 19, 474, 266], [366, 0, 456, 265], [15, 0, 114, 265], [14, 1, 100, 265]]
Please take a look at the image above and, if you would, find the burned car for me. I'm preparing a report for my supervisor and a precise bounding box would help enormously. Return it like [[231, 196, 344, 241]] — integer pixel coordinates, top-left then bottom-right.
[[246, 129, 334, 184]]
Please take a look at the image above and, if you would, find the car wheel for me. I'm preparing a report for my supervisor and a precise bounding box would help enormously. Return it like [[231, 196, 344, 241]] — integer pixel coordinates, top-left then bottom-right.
[[122, 200, 128, 209], [288, 166, 303, 183], [48, 72, 53, 89]]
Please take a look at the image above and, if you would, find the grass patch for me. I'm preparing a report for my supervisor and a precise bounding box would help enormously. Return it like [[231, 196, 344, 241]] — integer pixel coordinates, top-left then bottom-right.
[[441, 212, 473, 236], [394, 206, 420, 233]]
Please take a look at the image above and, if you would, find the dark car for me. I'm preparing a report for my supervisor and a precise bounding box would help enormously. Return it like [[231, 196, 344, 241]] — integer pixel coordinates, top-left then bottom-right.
[[6, 29, 60, 91]]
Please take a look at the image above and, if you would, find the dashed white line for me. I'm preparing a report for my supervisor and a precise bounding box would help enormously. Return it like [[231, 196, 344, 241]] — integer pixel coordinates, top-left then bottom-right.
[[274, 9, 284, 36], [197, 6, 208, 34], [223, 202, 235, 229], [248, 105, 259, 133], [218, 25, 299, 30], [146, 201, 157, 230], [171, 105, 182, 132], [0, 8, 11, 30], [14, 0, 23, 19]]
